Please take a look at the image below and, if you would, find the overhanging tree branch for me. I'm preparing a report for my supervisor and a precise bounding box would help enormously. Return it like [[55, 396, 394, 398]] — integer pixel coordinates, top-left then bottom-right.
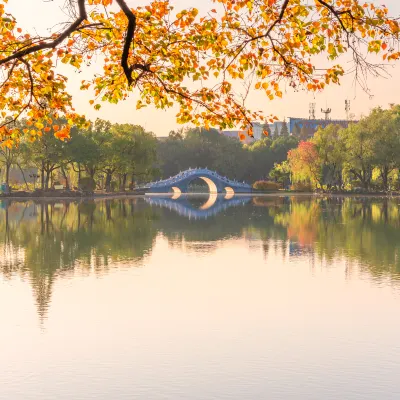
[[115, 0, 138, 85], [0, 0, 88, 66]]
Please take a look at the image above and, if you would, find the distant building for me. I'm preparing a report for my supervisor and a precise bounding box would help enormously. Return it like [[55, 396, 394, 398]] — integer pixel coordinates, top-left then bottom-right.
[[218, 115, 356, 143], [221, 121, 287, 143], [221, 129, 255, 144], [251, 122, 264, 140], [288, 117, 356, 137], [268, 121, 286, 137]]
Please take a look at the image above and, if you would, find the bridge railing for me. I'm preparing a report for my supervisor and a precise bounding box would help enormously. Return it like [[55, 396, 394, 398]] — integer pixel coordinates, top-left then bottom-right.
[[139, 168, 251, 189]]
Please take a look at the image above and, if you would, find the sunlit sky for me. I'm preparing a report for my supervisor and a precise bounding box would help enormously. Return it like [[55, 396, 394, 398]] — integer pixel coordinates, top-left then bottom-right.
[[7, 0, 400, 136]]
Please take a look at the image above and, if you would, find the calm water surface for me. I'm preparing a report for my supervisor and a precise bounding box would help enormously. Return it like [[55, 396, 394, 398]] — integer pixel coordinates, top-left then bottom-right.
[[1, 195, 400, 399]]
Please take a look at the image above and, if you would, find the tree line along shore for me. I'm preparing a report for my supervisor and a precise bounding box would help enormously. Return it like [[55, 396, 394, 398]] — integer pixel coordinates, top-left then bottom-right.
[[1, 105, 400, 197]]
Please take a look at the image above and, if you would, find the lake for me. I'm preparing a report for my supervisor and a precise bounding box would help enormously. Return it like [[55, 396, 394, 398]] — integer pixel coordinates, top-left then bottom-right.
[[1, 195, 400, 400]]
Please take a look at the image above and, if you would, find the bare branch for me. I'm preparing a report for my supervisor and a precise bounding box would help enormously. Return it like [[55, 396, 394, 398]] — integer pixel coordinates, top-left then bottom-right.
[[0, 0, 87, 65], [115, 0, 137, 85]]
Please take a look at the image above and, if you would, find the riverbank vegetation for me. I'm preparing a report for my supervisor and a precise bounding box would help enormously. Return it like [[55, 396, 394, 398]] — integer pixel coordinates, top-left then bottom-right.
[[2, 105, 400, 195], [0, 119, 158, 192], [0, 120, 299, 192], [157, 128, 298, 183], [282, 105, 400, 192]]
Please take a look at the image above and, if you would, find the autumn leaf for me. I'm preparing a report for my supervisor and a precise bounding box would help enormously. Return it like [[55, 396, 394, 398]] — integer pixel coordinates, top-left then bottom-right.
[[0, 0, 398, 144]]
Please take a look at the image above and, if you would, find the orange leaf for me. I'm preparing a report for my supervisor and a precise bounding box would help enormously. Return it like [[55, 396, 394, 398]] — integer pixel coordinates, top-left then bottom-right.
[[54, 128, 70, 141]]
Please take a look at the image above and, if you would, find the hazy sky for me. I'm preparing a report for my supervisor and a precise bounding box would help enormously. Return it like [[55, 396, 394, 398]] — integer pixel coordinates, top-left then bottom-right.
[[7, 0, 400, 136]]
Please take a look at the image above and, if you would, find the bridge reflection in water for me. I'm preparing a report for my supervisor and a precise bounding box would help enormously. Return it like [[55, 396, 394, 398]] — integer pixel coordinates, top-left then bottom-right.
[[144, 193, 252, 220]]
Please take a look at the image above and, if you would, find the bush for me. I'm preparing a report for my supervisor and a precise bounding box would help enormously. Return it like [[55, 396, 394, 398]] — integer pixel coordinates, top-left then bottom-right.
[[78, 177, 96, 192], [253, 180, 281, 191], [290, 182, 313, 192]]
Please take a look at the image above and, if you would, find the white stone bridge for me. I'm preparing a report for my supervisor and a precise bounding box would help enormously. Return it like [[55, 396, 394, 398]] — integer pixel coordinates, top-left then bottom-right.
[[140, 168, 252, 194]]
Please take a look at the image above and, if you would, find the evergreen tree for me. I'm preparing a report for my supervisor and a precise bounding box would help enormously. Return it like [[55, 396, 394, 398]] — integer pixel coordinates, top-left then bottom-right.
[[293, 123, 301, 137], [273, 125, 280, 139], [281, 120, 289, 137], [262, 122, 271, 138], [300, 125, 309, 140]]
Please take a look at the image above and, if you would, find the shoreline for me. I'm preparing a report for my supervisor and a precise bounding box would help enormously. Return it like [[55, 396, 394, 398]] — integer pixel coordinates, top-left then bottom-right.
[[0, 191, 145, 201], [1, 190, 399, 201]]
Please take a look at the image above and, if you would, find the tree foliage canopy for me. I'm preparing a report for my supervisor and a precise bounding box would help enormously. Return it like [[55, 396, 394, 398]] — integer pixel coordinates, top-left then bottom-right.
[[286, 105, 400, 191], [0, 0, 399, 144]]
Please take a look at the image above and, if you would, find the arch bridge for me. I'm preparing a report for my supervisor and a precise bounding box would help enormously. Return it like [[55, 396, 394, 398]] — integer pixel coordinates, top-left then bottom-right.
[[141, 168, 252, 194]]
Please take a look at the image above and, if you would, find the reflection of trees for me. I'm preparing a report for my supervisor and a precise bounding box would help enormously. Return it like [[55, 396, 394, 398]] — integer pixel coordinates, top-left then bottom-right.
[[154, 197, 291, 256], [0, 199, 158, 322], [271, 197, 400, 280], [1, 196, 400, 321]]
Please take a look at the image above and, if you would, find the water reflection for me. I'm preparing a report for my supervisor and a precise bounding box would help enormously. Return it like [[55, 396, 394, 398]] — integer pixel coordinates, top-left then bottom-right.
[[145, 193, 251, 219], [0, 198, 158, 322], [1, 196, 400, 321]]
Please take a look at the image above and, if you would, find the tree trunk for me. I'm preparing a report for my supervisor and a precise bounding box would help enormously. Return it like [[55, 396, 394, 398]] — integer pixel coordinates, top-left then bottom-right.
[[380, 166, 389, 192], [121, 173, 127, 191], [45, 169, 50, 190], [361, 167, 371, 191], [41, 162, 45, 190], [118, 174, 122, 191], [105, 170, 112, 192], [129, 173, 135, 190], [16, 163, 29, 190], [61, 166, 70, 190], [5, 163, 10, 186]]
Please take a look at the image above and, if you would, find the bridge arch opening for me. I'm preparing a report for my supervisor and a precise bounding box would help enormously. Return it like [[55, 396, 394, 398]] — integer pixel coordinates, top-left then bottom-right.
[[171, 186, 182, 199], [186, 176, 218, 194], [199, 176, 218, 194], [224, 187, 235, 199]]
